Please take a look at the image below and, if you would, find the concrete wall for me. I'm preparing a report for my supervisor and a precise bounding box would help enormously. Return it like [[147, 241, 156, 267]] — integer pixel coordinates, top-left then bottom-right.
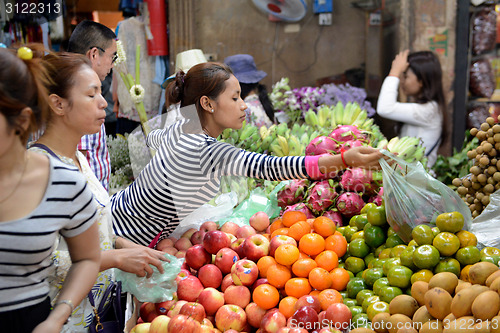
[[191, 0, 368, 89]]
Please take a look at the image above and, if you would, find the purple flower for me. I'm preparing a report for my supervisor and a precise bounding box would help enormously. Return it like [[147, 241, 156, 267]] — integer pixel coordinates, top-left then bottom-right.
[[319, 83, 375, 117]]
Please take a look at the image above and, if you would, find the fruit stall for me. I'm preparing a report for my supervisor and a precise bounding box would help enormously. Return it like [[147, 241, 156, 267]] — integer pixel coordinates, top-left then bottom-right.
[[117, 81, 500, 333]]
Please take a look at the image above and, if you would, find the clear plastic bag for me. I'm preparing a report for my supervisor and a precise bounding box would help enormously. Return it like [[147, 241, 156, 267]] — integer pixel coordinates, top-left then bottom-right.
[[218, 181, 287, 226], [471, 188, 500, 249], [114, 254, 183, 303], [380, 150, 472, 243]]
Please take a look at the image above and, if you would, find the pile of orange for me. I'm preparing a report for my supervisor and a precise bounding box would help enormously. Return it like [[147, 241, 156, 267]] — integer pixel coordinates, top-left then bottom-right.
[[252, 211, 350, 318]]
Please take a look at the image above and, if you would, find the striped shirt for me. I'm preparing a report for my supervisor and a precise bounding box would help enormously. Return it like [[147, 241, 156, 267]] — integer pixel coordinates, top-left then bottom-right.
[[111, 120, 308, 246], [0, 157, 97, 312], [78, 124, 111, 191]]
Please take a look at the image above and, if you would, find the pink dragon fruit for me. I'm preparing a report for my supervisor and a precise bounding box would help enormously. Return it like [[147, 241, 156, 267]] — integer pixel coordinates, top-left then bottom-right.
[[368, 187, 384, 206], [340, 168, 382, 195], [338, 140, 364, 153], [281, 202, 315, 219], [321, 210, 344, 227], [305, 136, 340, 156], [329, 125, 369, 144], [305, 180, 338, 215], [277, 179, 309, 208], [336, 192, 365, 217]]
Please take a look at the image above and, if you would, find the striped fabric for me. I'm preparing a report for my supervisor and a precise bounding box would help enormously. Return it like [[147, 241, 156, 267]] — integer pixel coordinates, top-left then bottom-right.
[[111, 120, 308, 246], [0, 157, 97, 312], [78, 124, 111, 191]]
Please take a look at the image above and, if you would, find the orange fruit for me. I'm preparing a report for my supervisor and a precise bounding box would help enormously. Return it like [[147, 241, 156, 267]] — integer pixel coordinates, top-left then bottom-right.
[[270, 219, 285, 234], [308, 267, 332, 291], [313, 216, 337, 237], [288, 221, 312, 241], [310, 290, 321, 297], [318, 289, 343, 311], [275, 244, 300, 266], [329, 267, 350, 291], [257, 256, 277, 278], [267, 264, 292, 289], [299, 233, 325, 256], [271, 227, 289, 239], [253, 283, 280, 310], [325, 233, 348, 258], [279, 296, 298, 319], [284, 278, 312, 299], [292, 258, 318, 278], [282, 211, 307, 227], [315, 250, 339, 271], [298, 252, 310, 260]]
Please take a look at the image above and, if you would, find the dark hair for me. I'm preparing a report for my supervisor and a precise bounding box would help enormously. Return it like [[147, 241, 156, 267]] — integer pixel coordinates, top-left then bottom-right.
[[0, 44, 51, 143], [408, 51, 447, 142], [165, 62, 233, 122], [240, 82, 275, 122], [68, 20, 116, 55], [42, 52, 92, 106]]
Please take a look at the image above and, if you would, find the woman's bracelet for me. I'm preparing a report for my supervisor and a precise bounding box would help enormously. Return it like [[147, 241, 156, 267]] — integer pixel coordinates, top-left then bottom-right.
[[340, 149, 348, 168], [54, 299, 74, 313]]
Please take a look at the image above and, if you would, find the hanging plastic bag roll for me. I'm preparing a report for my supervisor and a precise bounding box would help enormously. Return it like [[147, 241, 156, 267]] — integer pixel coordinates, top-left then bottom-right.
[[379, 150, 472, 243], [114, 253, 183, 303]]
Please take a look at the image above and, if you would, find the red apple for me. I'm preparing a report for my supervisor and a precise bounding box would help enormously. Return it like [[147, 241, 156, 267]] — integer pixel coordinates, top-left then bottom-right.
[[277, 328, 309, 333], [190, 230, 206, 245], [230, 238, 246, 258], [318, 328, 342, 333], [177, 275, 204, 302], [325, 303, 352, 331], [175, 237, 193, 251], [251, 278, 268, 291], [167, 300, 187, 318], [201, 221, 219, 233], [318, 310, 327, 323], [130, 323, 151, 333], [219, 221, 240, 236], [214, 248, 240, 274], [198, 287, 224, 316], [236, 225, 257, 239], [181, 227, 198, 239], [202, 317, 213, 327], [168, 314, 202, 332], [198, 264, 223, 289], [175, 268, 191, 284], [200, 325, 214, 333], [245, 302, 267, 328], [290, 306, 320, 331], [180, 302, 206, 323], [185, 244, 211, 270], [242, 234, 270, 261], [139, 302, 158, 323], [269, 235, 297, 257], [156, 238, 174, 251], [155, 299, 176, 315], [221, 274, 235, 292], [224, 285, 251, 309], [149, 315, 170, 333], [250, 211, 270, 232], [215, 304, 247, 332], [294, 295, 322, 313], [261, 308, 287, 333], [175, 250, 186, 258], [203, 230, 231, 254], [231, 259, 259, 286]]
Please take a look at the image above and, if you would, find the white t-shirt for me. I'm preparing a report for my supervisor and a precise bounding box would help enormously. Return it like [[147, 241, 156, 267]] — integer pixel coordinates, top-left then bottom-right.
[[377, 76, 443, 167]]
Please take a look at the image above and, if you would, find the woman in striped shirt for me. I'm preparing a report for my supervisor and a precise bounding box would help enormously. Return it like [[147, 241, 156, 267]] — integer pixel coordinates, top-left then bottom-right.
[[0, 48, 101, 332], [112, 62, 384, 247]]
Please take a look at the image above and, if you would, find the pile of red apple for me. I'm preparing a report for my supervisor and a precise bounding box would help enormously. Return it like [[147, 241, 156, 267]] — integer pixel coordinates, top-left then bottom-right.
[[130, 212, 351, 333]]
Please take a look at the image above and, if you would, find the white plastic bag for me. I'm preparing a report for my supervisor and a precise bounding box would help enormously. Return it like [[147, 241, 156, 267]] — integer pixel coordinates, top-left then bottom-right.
[[170, 192, 238, 238], [471, 188, 500, 248]]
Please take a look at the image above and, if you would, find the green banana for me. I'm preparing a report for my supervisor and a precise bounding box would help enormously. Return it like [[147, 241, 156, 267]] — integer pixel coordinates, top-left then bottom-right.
[[259, 125, 269, 139], [304, 110, 319, 127], [277, 135, 289, 156], [239, 125, 258, 141], [270, 143, 284, 156], [276, 122, 288, 137], [260, 135, 274, 151]]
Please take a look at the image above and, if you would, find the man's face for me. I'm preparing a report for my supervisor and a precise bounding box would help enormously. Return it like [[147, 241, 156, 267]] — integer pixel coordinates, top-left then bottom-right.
[[90, 39, 117, 81]]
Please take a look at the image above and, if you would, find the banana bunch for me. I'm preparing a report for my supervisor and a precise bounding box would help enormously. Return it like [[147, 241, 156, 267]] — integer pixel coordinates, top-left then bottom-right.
[[269, 135, 289, 156], [379, 136, 427, 164]]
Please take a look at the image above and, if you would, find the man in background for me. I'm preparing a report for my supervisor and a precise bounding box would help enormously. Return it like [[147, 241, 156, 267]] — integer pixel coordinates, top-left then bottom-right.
[[68, 20, 117, 191]]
